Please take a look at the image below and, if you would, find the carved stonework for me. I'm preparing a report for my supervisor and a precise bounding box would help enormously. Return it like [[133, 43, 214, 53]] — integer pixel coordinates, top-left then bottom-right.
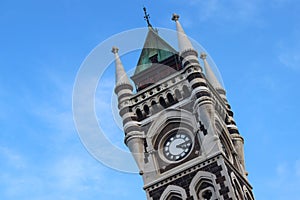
[[113, 12, 254, 200]]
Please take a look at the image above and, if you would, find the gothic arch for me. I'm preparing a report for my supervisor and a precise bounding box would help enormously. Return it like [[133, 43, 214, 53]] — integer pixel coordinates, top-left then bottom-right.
[[159, 185, 187, 200], [159, 96, 167, 108], [230, 172, 244, 200], [189, 171, 219, 200], [219, 136, 230, 158], [215, 119, 234, 163], [174, 88, 182, 100], [150, 99, 160, 113], [135, 108, 143, 120], [147, 108, 197, 142], [182, 85, 191, 98], [166, 92, 176, 105], [143, 104, 150, 115], [243, 185, 253, 200]]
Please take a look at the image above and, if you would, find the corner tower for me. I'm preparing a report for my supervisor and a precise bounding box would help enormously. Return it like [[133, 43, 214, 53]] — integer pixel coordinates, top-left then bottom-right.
[[113, 13, 254, 200]]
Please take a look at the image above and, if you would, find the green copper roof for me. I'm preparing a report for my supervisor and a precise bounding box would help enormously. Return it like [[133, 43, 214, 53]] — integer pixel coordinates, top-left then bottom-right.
[[134, 28, 177, 75]]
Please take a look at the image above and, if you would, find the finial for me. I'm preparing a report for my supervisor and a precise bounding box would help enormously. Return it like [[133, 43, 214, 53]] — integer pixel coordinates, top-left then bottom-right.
[[200, 52, 207, 60], [111, 46, 119, 54], [143, 7, 152, 27], [172, 13, 180, 21], [111, 46, 133, 92], [200, 51, 224, 91], [172, 13, 195, 53]]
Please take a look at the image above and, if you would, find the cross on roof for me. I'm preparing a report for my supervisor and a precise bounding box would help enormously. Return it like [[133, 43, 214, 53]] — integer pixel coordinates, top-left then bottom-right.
[[143, 7, 152, 28]]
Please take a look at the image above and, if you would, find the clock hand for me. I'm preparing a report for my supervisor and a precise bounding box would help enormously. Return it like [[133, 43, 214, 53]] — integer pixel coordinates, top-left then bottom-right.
[[176, 141, 190, 149]]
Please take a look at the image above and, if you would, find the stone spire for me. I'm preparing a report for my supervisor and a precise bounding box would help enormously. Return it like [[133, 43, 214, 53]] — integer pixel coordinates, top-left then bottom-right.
[[111, 47, 133, 92], [111, 47, 144, 174], [172, 13, 194, 53], [172, 13, 201, 71], [200, 52, 224, 91]]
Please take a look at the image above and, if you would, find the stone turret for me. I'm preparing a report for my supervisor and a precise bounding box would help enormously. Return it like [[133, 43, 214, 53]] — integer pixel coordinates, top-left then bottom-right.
[[112, 47, 144, 174], [172, 14, 201, 71], [172, 14, 219, 156], [200, 52, 225, 96], [199, 53, 247, 176]]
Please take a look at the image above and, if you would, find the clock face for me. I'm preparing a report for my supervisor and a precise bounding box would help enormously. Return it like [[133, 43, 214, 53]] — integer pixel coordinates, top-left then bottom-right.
[[163, 132, 193, 161]]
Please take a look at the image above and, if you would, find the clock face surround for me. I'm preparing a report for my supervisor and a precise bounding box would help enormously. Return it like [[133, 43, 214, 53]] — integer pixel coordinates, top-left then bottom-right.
[[162, 131, 193, 162]]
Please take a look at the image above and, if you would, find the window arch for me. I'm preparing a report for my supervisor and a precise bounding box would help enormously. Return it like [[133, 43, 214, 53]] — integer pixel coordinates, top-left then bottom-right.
[[167, 93, 175, 105], [231, 172, 245, 200], [143, 104, 150, 115], [243, 185, 253, 200], [189, 171, 219, 200], [136, 108, 143, 120], [160, 185, 187, 200], [151, 100, 159, 113], [159, 97, 167, 108], [166, 194, 182, 200], [175, 89, 182, 100], [199, 186, 214, 200], [146, 109, 198, 151], [245, 192, 252, 200], [219, 136, 230, 159], [182, 85, 191, 98], [234, 179, 244, 200]]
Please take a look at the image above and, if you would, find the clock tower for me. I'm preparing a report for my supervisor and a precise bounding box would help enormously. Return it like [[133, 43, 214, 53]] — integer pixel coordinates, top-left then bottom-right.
[[112, 12, 255, 200]]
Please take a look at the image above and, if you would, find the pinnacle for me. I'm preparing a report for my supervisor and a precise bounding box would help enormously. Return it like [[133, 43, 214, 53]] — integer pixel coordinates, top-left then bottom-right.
[[200, 52, 207, 60], [172, 13, 179, 21], [111, 46, 119, 54]]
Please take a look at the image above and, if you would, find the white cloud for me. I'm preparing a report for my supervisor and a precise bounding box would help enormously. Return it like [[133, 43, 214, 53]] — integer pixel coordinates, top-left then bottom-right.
[[276, 162, 288, 177], [279, 52, 300, 71], [277, 34, 300, 71], [266, 160, 300, 198], [0, 150, 106, 199], [50, 155, 102, 191], [0, 69, 119, 197], [0, 146, 26, 169]]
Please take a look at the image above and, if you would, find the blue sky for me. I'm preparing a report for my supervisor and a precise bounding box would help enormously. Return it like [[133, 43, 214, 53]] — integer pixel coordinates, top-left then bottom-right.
[[1, 0, 300, 199]]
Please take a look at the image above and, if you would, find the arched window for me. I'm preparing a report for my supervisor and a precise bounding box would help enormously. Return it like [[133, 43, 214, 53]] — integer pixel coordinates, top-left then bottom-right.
[[234, 179, 244, 200], [159, 97, 167, 108], [167, 93, 175, 105], [160, 185, 187, 200], [245, 192, 252, 200], [151, 100, 159, 112], [166, 194, 182, 200], [182, 85, 190, 98], [219, 136, 230, 159], [243, 185, 253, 200], [143, 104, 150, 115], [199, 187, 214, 200], [197, 183, 216, 200], [189, 171, 218, 200], [136, 108, 143, 120], [231, 172, 245, 200], [175, 89, 182, 100]]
